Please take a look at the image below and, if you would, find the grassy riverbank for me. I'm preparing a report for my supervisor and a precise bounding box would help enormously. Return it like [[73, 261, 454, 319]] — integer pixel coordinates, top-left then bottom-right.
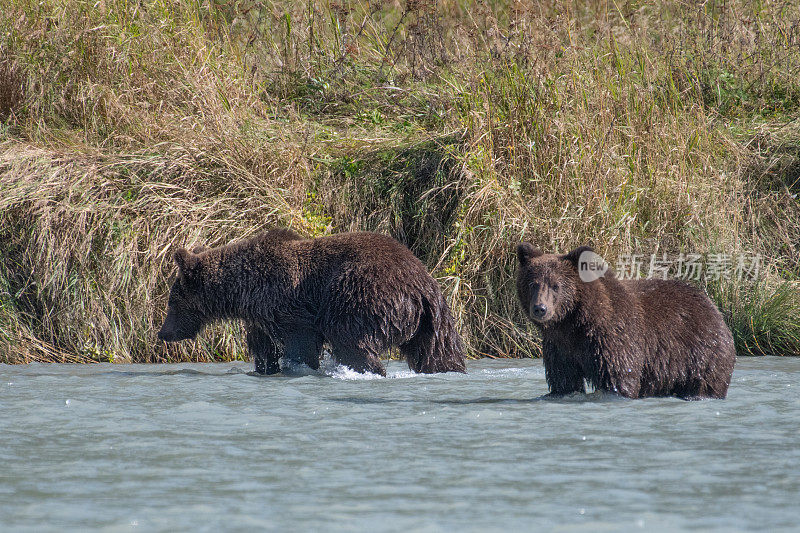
[[1, 0, 799, 363]]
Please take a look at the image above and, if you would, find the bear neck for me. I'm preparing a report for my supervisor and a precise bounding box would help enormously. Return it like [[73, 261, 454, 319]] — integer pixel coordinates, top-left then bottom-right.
[[539, 307, 581, 337], [199, 246, 292, 321]]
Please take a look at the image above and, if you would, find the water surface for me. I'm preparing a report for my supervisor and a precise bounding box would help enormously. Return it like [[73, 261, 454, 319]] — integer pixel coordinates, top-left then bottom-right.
[[1, 357, 798, 532]]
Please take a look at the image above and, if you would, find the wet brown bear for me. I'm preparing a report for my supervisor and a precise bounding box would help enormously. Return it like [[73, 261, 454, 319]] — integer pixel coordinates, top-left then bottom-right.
[[158, 229, 466, 375], [516, 244, 735, 399]]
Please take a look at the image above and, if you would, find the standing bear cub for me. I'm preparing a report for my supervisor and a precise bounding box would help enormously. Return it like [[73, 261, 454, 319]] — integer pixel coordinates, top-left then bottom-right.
[[516, 244, 735, 399], [158, 229, 466, 375]]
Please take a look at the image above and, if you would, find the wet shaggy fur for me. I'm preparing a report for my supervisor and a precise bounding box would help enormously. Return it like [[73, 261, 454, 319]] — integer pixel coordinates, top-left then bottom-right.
[[158, 229, 466, 375], [516, 244, 736, 399]]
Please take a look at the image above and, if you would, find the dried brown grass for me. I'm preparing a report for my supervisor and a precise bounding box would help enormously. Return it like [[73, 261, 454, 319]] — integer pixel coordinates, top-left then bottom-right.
[[1, 0, 799, 362]]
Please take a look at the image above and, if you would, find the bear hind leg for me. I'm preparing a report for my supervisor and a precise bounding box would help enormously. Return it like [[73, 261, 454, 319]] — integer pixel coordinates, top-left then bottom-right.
[[283, 329, 324, 371], [399, 331, 430, 374], [399, 300, 466, 374], [678, 378, 729, 400], [400, 331, 460, 374], [330, 342, 386, 376]]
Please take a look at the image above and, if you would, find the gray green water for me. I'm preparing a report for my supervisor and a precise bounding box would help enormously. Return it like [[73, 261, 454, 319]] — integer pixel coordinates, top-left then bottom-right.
[[1, 357, 799, 532]]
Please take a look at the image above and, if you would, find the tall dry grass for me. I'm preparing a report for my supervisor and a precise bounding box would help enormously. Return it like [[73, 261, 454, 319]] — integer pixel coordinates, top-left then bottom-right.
[[1, 0, 799, 363]]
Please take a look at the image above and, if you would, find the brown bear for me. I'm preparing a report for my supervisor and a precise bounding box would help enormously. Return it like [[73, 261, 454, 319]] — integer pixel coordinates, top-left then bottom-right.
[[157, 229, 466, 376], [516, 244, 736, 399]]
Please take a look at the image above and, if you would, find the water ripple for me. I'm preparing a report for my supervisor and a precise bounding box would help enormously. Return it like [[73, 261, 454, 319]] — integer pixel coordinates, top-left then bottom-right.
[[1, 357, 799, 532]]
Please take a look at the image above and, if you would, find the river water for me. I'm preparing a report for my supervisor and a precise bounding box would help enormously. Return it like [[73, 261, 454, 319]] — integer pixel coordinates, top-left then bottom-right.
[[1, 357, 798, 532]]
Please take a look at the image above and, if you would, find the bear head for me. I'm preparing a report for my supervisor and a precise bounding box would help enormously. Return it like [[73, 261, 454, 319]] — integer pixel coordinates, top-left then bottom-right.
[[158, 247, 210, 342], [516, 243, 597, 326]]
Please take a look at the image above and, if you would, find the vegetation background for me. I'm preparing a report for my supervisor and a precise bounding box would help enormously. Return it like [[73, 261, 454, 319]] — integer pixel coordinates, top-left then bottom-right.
[[1, 0, 799, 364]]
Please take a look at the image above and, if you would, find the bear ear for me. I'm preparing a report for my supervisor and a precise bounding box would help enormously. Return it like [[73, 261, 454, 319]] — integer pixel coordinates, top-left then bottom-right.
[[174, 248, 200, 276], [563, 245, 595, 267], [517, 242, 543, 264], [191, 244, 208, 254]]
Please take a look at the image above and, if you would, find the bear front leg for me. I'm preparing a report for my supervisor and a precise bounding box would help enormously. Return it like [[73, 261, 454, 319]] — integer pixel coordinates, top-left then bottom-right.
[[246, 325, 280, 375], [596, 352, 643, 399], [542, 343, 586, 396]]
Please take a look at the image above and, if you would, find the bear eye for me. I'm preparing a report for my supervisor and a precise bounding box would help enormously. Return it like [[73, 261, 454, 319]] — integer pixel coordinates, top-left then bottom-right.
[[552, 284, 560, 292]]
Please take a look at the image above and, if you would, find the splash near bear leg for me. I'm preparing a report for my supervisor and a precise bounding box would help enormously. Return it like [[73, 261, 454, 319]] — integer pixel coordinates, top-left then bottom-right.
[[330, 342, 387, 377]]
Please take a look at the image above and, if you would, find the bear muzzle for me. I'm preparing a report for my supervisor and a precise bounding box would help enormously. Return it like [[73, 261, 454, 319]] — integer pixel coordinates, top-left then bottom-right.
[[531, 304, 548, 320], [157, 323, 178, 342], [157, 312, 196, 342], [157, 324, 197, 342]]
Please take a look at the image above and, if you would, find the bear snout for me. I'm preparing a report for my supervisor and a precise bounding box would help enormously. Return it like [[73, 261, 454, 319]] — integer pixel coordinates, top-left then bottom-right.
[[157, 313, 181, 342], [531, 303, 548, 320], [157, 325, 176, 342], [157, 311, 203, 342]]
